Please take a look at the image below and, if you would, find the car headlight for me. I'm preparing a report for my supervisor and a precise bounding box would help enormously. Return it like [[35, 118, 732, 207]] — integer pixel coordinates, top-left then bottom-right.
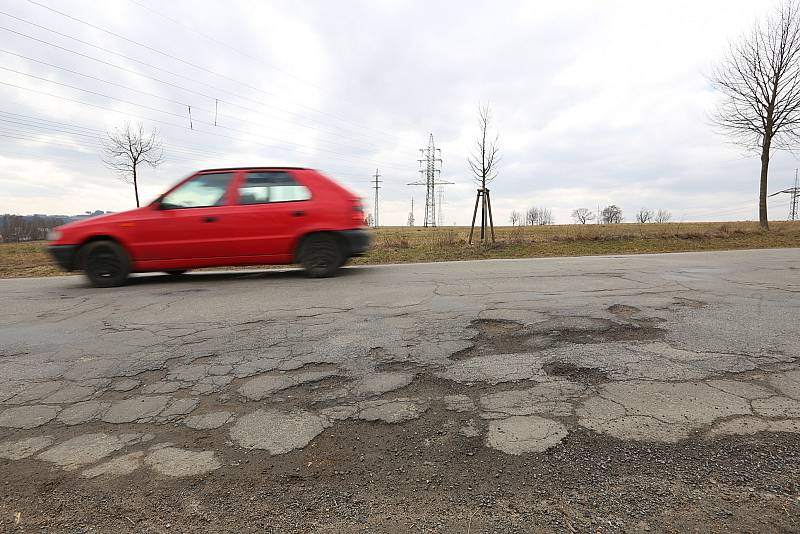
[[47, 229, 62, 241]]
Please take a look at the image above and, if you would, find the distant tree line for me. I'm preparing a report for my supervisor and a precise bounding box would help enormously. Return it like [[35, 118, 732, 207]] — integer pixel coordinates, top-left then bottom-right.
[[570, 206, 672, 224], [509, 207, 554, 226], [0, 214, 66, 242]]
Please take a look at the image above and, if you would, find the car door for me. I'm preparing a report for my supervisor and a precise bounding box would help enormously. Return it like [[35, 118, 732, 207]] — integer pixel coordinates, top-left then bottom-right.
[[224, 170, 313, 258], [132, 171, 238, 261]]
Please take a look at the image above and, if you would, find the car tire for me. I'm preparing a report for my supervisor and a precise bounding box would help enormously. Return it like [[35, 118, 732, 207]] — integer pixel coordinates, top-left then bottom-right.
[[81, 240, 131, 288], [165, 270, 188, 276], [299, 233, 342, 278]]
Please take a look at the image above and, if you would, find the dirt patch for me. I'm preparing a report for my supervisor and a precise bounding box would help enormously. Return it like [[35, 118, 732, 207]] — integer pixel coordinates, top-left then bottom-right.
[[608, 303, 640, 319], [673, 297, 708, 309], [1, 410, 798, 533], [450, 319, 531, 360], [549, 320, 665, 344], [543, 361, 609, 386], [452, 317, 665, 361]]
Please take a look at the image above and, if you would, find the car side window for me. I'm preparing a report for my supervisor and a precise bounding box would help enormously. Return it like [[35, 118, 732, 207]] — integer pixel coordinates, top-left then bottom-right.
[[160, 173, 234, 209], [238, 172, 312, 204]]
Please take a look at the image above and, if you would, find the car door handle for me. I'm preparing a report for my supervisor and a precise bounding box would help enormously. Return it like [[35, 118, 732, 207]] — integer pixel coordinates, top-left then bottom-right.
[[202, 216, 219, 223], [291, 211, 306, 217]]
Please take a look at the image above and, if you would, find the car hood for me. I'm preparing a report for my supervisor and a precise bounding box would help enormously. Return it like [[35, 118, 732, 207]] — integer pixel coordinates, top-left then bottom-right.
[[57, 206, 150, 232]]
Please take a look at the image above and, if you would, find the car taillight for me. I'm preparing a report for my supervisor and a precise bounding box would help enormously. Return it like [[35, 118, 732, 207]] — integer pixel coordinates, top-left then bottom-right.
[[352, 200, 365, 222]]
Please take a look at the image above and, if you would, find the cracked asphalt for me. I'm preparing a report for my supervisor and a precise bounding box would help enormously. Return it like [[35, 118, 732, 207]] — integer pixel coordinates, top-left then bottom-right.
[[1, 249, 799, 533]]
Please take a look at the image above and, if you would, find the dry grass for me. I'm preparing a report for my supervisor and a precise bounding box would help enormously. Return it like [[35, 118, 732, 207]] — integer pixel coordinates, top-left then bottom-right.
[[1, 221, 799, 279], [0, 241, 62, 278], [351, 221, 800, 265]]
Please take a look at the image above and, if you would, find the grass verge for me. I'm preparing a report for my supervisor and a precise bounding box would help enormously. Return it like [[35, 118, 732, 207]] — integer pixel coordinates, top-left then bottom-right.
[[2, 221, 798, 279]]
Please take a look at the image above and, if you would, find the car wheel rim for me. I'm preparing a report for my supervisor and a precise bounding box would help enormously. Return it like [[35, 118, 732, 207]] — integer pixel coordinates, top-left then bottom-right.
[[88, 249, 121, 279], [309, 243, 335, 271]]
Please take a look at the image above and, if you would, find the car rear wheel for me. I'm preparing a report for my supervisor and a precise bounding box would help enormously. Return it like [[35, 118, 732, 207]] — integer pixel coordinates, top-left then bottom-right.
[[82, 240, 131, 288], [299, 233, 343, 278]]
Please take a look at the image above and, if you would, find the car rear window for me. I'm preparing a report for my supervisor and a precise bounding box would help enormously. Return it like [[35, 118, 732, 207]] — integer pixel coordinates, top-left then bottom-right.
[[238, 172, 311, 204]]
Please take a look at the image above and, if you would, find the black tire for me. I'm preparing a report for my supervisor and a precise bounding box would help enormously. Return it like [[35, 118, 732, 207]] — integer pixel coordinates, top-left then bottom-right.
[[164, 270, 188, 276], [299, 233, 343, 278], [81, 240, 131, 288]]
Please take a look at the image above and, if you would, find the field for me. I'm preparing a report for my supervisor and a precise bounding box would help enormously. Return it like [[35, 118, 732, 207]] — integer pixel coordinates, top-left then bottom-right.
[[1, 221, 799, 278]]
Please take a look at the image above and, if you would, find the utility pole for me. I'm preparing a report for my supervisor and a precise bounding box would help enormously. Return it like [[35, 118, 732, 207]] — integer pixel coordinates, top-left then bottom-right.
[[408, 133, 453, 227], [437, 187, 445, 226], [372, 168, 381, 227], [768, 168, 800, 221]]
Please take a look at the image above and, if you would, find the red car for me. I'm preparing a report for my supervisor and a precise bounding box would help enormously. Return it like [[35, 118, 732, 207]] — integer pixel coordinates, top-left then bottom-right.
[[47, 167, 371, 287]]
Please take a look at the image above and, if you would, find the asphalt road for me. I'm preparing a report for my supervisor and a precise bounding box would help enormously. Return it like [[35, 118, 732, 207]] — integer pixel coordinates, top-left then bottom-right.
[[1, 249, 799, 533]]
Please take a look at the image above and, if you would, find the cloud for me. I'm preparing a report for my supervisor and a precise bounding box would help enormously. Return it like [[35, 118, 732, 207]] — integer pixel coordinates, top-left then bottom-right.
[[0, 0, 794, 223]]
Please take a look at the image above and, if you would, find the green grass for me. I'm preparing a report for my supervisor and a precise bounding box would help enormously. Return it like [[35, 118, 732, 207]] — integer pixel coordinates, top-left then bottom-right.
[[2, 221, 799, 279]]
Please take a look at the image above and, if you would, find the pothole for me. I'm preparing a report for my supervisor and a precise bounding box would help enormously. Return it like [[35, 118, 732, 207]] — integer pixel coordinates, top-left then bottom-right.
[[542, 361, 609, 386], [608, 304, 640, 319], [672, 297, 707, 309], [450, 319, 532, 360], [451, 316, 665, 361]]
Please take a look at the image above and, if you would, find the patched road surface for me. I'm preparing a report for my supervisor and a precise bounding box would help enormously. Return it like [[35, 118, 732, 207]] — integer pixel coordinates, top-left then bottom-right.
[[1, 249, 799, 533]]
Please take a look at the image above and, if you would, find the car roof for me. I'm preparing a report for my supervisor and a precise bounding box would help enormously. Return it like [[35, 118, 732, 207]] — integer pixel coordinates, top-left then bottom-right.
[[198, 166, 313, 173]]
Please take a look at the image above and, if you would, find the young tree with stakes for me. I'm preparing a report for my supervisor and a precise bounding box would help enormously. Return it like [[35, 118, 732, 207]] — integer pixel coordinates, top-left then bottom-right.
[[468, 104, 500, 244], [710, 1, 800, 229], [102, 123, 164, 208]]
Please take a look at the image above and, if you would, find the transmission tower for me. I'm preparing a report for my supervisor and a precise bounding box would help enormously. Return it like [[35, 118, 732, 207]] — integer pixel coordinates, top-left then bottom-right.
[[408, 133, 453, 227], [408, 197, 415, 227], [769, 168, 800, 220], [372, 168, 381, 227]]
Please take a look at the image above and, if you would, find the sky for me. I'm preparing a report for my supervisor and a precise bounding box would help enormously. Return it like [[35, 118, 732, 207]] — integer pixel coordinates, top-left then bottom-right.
[[0, 0, 797, 225]]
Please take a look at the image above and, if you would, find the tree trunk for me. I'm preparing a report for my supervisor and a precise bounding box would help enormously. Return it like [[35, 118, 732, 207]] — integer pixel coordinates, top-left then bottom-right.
[[759, 136, 770, 229], [133, 164, 140, 208]]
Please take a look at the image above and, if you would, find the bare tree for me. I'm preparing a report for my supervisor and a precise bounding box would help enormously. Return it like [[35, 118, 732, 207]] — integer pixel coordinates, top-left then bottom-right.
[[537, 208, 554, 225], [102, 122, 164, 207], [655, 209, 673, 223], [572, 208, 595, 224], [636, 208, 654, 223], [710, 1, 800, 229], [468, 104, 501, 243], [509, 210, 521, 226], [525, 207, 539, 226], [523, 207, 554, 225], [601, 205, 623, 224]]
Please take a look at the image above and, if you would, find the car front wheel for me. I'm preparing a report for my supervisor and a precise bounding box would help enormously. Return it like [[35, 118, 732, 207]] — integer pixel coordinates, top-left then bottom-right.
[[299, 234, 343, 278], [82, 240, 131, 288]]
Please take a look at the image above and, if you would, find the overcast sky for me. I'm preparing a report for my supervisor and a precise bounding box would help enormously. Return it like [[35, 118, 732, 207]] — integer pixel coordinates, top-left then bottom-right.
[[0, 0, 797, 224]]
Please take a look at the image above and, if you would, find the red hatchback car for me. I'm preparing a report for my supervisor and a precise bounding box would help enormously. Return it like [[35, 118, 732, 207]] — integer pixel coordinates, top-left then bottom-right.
[[47, 167, 372, 287]]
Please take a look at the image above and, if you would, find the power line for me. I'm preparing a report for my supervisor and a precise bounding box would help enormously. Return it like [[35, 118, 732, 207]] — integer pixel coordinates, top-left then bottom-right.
[[23, 0, 413, 146], [0, 22, 404, 151], [0, 55, 386, 154], [125, 0, 385, 123], [0, 111, 399, 182], [0, 76, 414, 171]]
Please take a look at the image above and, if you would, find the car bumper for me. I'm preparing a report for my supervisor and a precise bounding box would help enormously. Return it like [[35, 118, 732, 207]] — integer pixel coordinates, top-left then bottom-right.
[[47, 244, 80, 271], [339, 229, 372, 257]]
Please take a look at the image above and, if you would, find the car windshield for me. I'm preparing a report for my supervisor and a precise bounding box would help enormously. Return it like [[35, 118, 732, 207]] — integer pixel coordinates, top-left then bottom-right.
[[160, 173, 233, 209]]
